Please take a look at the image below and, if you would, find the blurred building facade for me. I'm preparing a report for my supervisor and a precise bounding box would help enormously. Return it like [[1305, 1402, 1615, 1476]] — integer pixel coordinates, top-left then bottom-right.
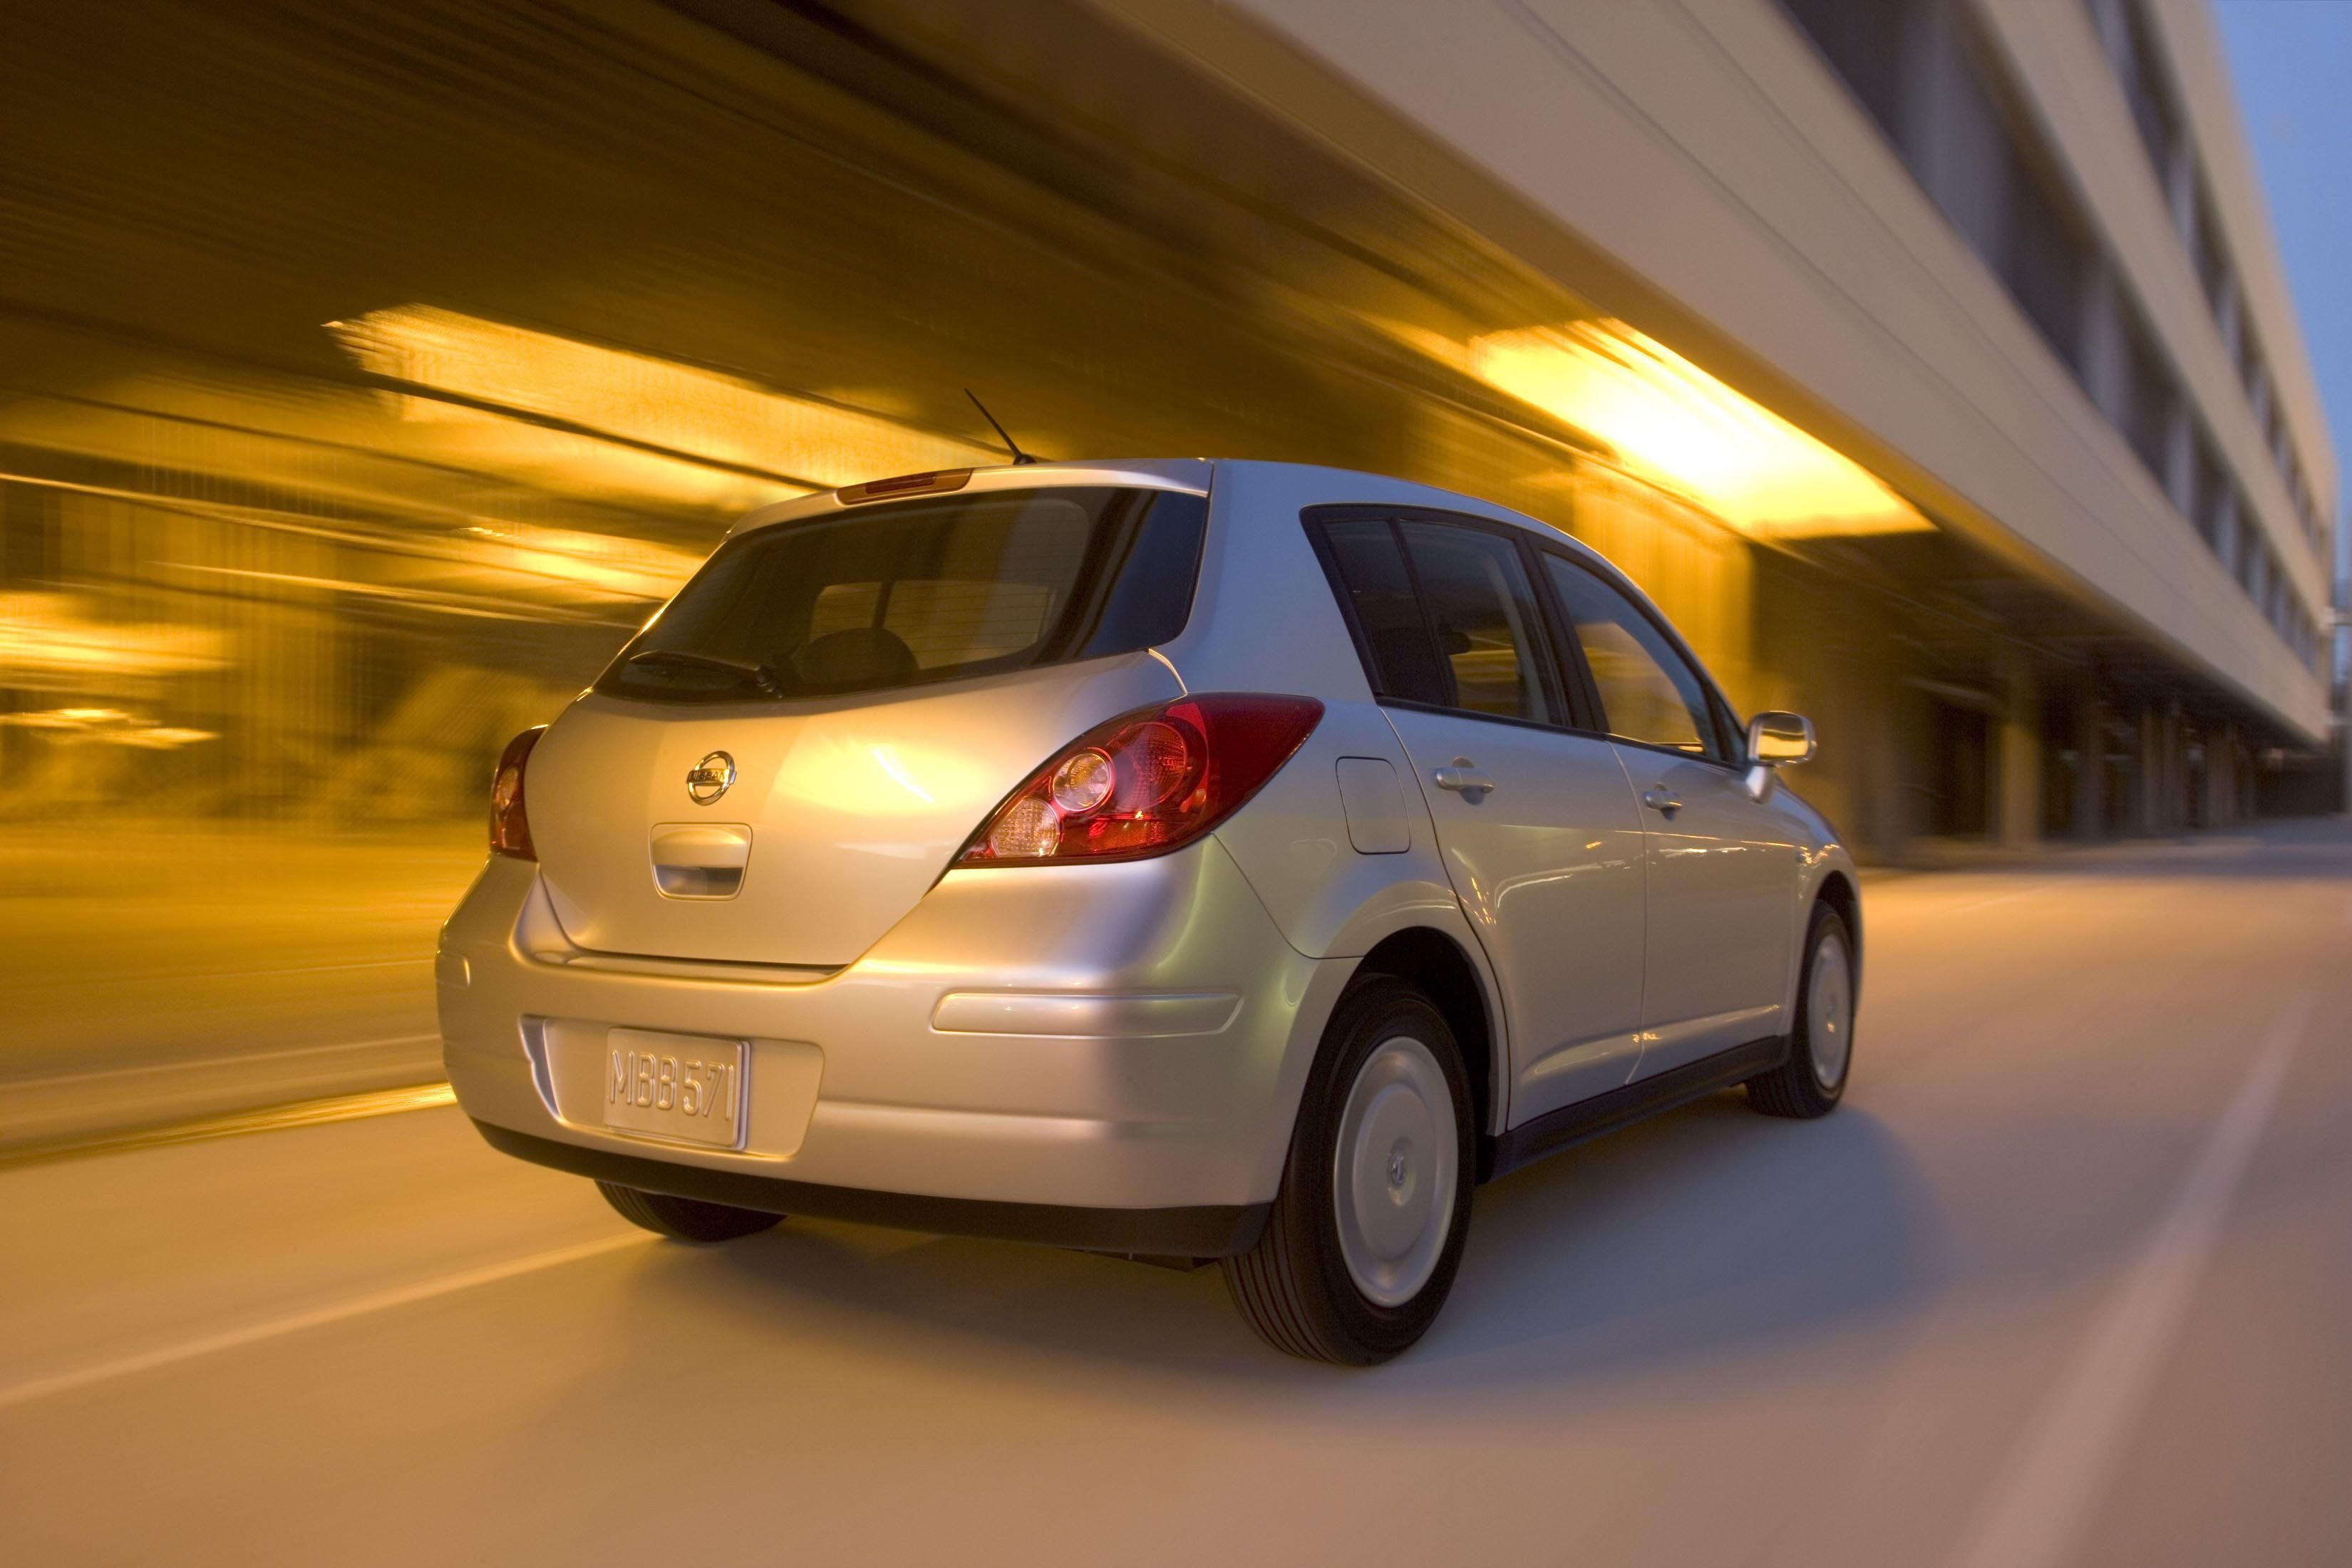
[[0, 0, 2338, 855]]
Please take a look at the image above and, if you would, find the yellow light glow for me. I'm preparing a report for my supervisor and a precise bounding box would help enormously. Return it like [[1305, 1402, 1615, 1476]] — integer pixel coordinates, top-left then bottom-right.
[[448, 522, 706, 603], [1469, 322, 1932, 539], [331, 306, 1001, 509], [0, 708, 216, 747], [0, 594, 230, 684]]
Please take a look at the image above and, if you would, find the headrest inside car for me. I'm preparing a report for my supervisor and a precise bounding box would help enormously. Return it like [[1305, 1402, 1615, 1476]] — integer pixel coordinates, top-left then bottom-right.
[[789, 626, 919, 691]]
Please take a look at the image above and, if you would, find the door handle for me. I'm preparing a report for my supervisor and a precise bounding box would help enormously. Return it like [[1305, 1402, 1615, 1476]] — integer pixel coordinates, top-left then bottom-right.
[[1641, 786, 1683, 815], [1433, 760, 1496, 799]]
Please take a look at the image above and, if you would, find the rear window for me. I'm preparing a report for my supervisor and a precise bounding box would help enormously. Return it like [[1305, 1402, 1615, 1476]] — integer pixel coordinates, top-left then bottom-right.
[[598, 486, 1207, 703]]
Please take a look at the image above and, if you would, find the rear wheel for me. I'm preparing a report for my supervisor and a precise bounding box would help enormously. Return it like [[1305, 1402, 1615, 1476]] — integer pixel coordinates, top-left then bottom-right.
[[596, 1180, 783, 1243], [1745, 902, 1856, 1119], [1221, 978, 1475, 1364]]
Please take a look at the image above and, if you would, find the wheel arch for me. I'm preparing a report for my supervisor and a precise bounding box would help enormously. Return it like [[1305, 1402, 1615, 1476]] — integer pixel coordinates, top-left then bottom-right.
[[1812, 868, 1862, 986], [1348, 925, 1502, 1143]]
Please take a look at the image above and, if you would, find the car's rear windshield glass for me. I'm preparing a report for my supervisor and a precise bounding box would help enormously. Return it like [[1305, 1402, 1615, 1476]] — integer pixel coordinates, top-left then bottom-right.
[[597, 486, 1208, 704]]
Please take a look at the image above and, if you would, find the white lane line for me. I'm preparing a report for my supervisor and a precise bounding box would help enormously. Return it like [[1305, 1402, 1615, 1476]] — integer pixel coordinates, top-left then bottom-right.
[[1, 1083, 460, 1168], [16, 1033, 439, 1091], [0, 1232, 655, 1413], [1944, 994, 2312, 1568], [19, 956, 433, 989], [1941, 881, 2050, 914]]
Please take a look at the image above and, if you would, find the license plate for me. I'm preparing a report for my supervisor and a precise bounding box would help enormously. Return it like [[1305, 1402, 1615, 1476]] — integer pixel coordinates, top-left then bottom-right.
[[602, 1029, 746, 1149]]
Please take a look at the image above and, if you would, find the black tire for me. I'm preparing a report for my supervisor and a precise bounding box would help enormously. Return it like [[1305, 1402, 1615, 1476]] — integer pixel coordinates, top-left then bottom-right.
[[596, 1180, 783, 1243], [1746, 902, 1856, 1120], [1220, 977, 1475, 1364]]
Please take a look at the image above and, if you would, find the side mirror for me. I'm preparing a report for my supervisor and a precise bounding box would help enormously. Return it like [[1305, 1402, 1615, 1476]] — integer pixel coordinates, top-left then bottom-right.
[[1743, 711, 1814, 800], [1746, 711, 1815, 767]]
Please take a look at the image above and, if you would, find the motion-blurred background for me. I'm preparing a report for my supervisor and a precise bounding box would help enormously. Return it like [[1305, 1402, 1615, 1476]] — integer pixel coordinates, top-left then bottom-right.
[[2, 0, 2344, 1148]]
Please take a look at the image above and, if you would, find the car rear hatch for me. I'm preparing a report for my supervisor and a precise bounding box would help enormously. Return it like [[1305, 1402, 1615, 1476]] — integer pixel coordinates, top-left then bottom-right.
[[524, 479, 1206, 966]]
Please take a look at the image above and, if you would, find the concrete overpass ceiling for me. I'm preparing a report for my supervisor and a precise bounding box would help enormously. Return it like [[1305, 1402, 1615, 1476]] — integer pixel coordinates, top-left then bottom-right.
[[0, 0, 1647, 492], [1085, 0, 2331, 744]]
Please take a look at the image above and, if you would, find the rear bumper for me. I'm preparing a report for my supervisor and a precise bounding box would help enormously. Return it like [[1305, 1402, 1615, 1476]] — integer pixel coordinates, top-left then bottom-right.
[[473, 1119, 1270, 1256], [438, 840, 1347, 1224]]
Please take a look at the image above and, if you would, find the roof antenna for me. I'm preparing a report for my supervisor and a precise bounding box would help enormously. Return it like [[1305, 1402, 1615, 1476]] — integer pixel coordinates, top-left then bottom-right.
[[964, 388, 1038, 465]]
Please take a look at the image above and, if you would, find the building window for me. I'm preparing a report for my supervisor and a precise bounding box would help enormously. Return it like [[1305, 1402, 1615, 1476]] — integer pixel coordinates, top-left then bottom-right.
[[2190, 205, 2230, 320], [2093, 0, 2179, 192], [2120, 320, 2173, 485], [1778, 0, 1910, 141], [2188, 435, 2225, 554], [1781, 0, 2090, 376]]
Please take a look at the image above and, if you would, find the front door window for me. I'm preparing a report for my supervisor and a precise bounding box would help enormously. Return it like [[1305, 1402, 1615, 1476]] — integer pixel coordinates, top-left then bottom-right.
[[1539, 554, 1726, 758]]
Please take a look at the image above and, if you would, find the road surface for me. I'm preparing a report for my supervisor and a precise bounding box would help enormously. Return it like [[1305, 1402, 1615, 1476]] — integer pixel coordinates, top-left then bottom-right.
[[0, 823, 475, 1152], [4, 822, 2348, 1565]]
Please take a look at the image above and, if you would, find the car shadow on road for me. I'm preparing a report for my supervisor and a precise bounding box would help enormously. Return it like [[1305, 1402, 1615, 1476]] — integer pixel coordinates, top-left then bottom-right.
[[1423, 1094, 1939, 1380], [664, 1087, 1942, 1388]]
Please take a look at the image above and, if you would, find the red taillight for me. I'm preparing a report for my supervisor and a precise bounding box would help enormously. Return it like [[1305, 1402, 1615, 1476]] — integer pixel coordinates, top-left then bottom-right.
[[957, 694, 1323, 866], [490, 726, 545, 860]]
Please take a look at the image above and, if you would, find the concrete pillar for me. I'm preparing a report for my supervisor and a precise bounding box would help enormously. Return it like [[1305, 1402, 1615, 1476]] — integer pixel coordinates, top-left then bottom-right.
[[1995, 653, 2041, 850], [2204, 731, 2225, 827], [2212, 723, 2238, 825], [2137, 704, 2163, 834], [2072, 688, 2107, 841], [2160, 705, 2183, 831]]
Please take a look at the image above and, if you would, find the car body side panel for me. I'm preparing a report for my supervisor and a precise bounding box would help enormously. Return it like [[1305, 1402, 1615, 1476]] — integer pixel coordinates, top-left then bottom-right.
[[1620, 748, 1802, 1078], [1380, 707, 1652, 1122], [1770, 783, 1862, 1023], [1209, 698, 1513, 1135], [1209, 701, 1457, 962]]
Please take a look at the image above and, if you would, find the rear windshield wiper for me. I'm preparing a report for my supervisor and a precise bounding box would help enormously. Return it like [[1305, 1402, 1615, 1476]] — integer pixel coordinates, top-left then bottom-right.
[[621, 648, 783, 696]]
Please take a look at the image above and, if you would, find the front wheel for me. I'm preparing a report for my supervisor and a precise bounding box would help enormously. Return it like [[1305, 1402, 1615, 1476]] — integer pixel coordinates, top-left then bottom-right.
[[1746, 902, 1857, 1119], [1221, 978, 1475, 1364], [596, 1180, 783, 1243]]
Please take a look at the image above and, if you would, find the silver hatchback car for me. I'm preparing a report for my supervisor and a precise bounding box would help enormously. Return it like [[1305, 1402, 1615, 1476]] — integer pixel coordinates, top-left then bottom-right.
[[439, 458, 1859, 1363]]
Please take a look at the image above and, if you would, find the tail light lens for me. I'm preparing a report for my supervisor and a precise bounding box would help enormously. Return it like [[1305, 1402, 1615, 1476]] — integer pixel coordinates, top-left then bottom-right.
[[957, 694, 1323, 866], [490, 726, 545, 860]]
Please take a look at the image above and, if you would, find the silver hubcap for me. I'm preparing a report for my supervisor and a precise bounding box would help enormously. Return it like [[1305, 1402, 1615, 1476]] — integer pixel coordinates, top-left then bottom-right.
[[1807, 933, 1854, 1091], [1333, 1034, 1458, 1307]]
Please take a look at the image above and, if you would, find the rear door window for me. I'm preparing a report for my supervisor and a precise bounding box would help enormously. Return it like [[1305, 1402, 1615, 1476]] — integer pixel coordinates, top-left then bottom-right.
[[599, 486, 1206, 703], [1310, 512, 1562, 726], [1315, 517, 1451, 706]]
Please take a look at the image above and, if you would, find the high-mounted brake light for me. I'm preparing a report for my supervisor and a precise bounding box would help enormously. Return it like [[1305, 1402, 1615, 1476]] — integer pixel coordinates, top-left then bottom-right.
[[837, 468, 972, 505], [490, 726, 545, 860], [957, 694, 1323, 866]]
